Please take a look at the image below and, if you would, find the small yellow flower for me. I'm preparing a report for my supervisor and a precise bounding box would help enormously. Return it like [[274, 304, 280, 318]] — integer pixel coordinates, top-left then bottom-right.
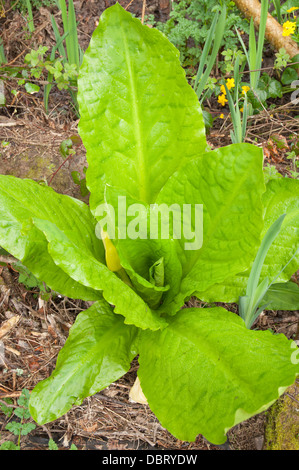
[[287, 7, 298, 13], [240, 107, 244, 113], [282, 20, 296, 36], [219, 113, 224, 119], [220, 84, 226, 95], [242, 85, 250, 95], [218, 94, 228, 107], [226, 78, 235, 90]]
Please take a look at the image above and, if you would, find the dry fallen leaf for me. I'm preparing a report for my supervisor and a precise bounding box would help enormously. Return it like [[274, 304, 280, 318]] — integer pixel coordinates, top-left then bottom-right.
[[0, 315, 20, 340], [129, 376, 148, 405]]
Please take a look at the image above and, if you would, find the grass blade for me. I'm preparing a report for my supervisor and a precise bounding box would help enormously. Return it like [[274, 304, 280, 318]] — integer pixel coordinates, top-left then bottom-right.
[[57, 0, 71, 62], [272, 0, 281, 24], [25, 0, 35, 33], [256, 0, 268, 85], [51, 14, 67, 62], [249, 18, 257, 88], [67, 0, 80, 68], [194, 12, 218, 90], [242, 92, 248, 141], [239, 213, 286, 327], [195, 4, 226, 98], [246, 214, 286, 299], [0, 38, 6, 65]]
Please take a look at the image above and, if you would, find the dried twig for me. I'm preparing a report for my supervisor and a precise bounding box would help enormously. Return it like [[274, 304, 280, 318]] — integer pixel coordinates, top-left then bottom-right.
[[285, 392, 299, 406], [141, 0, 146, 24], [125, 0, 135, 10]]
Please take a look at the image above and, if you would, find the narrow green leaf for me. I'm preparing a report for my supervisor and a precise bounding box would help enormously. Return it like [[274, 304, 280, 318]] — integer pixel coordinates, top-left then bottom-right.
[[249, 18, 257, 84], [224, 81, 242, 143], [242, 92, 248, 141], [256, 0, 268, 85], [245, 214, 285, 300], [194, 12, 218, 89], [50, 14, 67, 62], [57, 0, 70, 59], [195, 4, 226, 98], [272, 0, 281, 23], [67, 0, 80, 68], [235, 27, 250, 67], [25, 0, 35, 33]]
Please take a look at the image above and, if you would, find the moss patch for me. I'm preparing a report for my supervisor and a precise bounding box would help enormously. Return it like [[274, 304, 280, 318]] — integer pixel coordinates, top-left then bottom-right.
[[264, 384, 299, 450]]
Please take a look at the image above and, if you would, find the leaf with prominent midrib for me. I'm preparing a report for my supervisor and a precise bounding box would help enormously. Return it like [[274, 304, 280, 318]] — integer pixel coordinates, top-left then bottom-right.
[[138, 307, 299, 444], [77, 3, 207, 210]]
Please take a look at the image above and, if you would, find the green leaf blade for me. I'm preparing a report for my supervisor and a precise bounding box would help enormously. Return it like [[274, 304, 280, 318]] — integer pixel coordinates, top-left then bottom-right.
[[0, 175, 104, 301], [77, 3, 207, 210], [198, 177, 299, 304], [156, 143, 265, 312], [138, 307, 299, 444], [32, 217, 167, 330], [29, 300, 138, 425], [261, 282, 299, 310]]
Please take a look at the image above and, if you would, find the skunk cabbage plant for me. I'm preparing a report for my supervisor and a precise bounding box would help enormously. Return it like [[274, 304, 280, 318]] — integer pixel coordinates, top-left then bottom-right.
[[0, 4, 298, 445]]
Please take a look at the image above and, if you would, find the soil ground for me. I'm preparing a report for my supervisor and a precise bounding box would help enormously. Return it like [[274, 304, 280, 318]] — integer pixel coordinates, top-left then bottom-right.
[[0, 0, 298, 451]]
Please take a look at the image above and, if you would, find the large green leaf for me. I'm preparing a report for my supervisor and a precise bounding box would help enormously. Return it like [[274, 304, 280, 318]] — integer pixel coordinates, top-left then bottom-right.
[[29, 299, 138, 424], [77, 3, 208, 210], [198, 177, 299, 303], [0, 175, 103, 301], [156, 143, 265, 312], [137, 307, 299, 444], [32, 217, 167, 330]]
